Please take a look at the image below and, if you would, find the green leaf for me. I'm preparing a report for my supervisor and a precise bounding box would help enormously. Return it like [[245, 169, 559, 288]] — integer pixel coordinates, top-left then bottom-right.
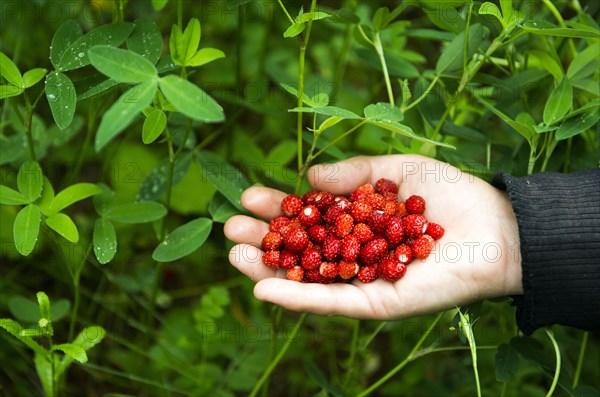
[[56, 325, 105, 377], [366, 119, 455, 148], [556, 110, 600, 141], [38, 177, 55, 216], [137, 152, 193, 201], [373, 7, 390, 31], [499, 0, 514, 22], [0, 52, 22, 86], [104, 201, 167, 223], [0, 84, 22, 99], [152, 218, 213, 262], [36, 292, 51, 320], [57, 22, 134, 71], [95, 79, 158, 151], [479, 2, 504, 26], [45, 213, 79, 243], [50, 20, 83, 69], [17, 161, 43, 203], [142, 109, 167, 144], [45, 71, 76, 130], [171, 18, 201, 65], [209, 192, 239, 223], [315, 116, 343, 133], [289, 106, 361, 119], [283, 22, 305, 38], [436, 23, 486, 73], [476, 96, 535, 142], [280, 82, 317, 107], [298, 11, 331, 23], [0, 185, 27, 205], [88, 45, 157, 83], [364, 102, 404, 121], [567, 43, 600, 79], [0, 319, 48, 358], [159, 75, 224, 122], [521, 20, 600, 38], [152, 0, 169, 10], [34, 353, 54, 397], [529, 50, 563, 80], [195, 151, 250, 211], [187, 48, 226, 67], [127, 19, 163, 64], [495, 343, 520, 382], [53, 343, 87, 364], [49, 183, 102, 214], [93, 218, 117, 264], [543, 77, 573, 125], [8, 296, 70, 323], [13, 204, 41, 256], [23, 68, 47, 88], [310, 92, 330, 107]]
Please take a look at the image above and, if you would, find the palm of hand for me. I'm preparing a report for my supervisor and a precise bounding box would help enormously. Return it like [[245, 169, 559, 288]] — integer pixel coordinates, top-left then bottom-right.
[[224, 155, 521, 320]]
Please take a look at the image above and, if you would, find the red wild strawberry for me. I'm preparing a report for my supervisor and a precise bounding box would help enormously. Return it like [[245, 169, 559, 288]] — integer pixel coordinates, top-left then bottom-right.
[[261, 231, 283, 251], [353, 223, 374, 243], [278, 218, 302, 237], [322, 235, 342, 261], [405, 195, 426, 215], [395, 201, 407, 217], [359, 238, 388, 265], [302, 190, 319, 205], [287, 266, 304, 282], [350, 201, 372, 223], [394, 244, 413, 264], [324, 200, 350, 224], [378, 258, 407, 282], [304, 268, 327, 283], [299, 205, 321, 226], [383, 200, 397, 216], [262, 250, 281, 269], [319, 261, 339, 279], [368, 210, 391, 234], [281, 194, 303, 217], [385, 216, 404, 246], [280, 250, 299, 269], [426, 223, 445, 240], [314, 191, 335, 211], [341, 234, 360, 261], [375, 178, 398, 194], [365, 193, 385, 210], [349, 183, 375, 202], [335, 213, 354, 238], [301, 247, 322, 270], [403, 214, 428, 238], [382, 191, 398, 202], [412, 234, 435, 259], [307, 225, 328, 243], [284, 229, 309, 252], [357, 265, 378, 283], [269, 216, 290, 233], [339, 260, 359, 279]]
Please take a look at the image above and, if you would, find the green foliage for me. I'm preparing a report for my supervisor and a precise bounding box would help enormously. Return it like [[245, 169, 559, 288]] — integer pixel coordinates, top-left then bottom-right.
[[1, 1, 598, 396]]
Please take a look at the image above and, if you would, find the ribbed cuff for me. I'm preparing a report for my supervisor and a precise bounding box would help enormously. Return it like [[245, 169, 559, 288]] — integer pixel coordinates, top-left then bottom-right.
[[492, 169, 600, 335]]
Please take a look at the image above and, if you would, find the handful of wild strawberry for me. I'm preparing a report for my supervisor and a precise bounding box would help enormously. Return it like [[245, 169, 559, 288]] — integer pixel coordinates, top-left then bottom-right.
[[261, 179, 445, 283]]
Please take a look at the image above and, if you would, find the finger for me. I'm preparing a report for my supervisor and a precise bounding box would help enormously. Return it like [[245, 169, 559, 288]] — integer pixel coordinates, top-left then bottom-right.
[[228, 244, 280, 282], [254, 279, 391, 319], [224, 215, 269, 247], [308, 154, 428, 194], [241, 186, 287, 220]]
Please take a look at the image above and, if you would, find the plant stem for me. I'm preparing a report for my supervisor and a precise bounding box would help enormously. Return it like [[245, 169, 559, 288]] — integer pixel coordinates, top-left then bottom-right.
[[562, 136, 573, 172], [249, 313, 307, 397], [572, 331, 588, 388], [357, 312, 444, 397], [261, 306, 283, 397], [343, 319, 360, 384], [373, 33, 394, 107], [177, 0, 183, 27], [73, 108, 96, 182], [294, 0, 318, 195], [542, 0, 577, 58], [310, 120, 367, 161], [332, 24, 354, 104], [545, 329, 561, 397], [276, 0, 295, 24], [69, 244, 91, 341], [403, 74, 440, 112]]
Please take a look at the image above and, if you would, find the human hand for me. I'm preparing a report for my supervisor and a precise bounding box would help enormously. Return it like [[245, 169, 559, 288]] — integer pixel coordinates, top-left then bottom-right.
[[224, 155, 522, 320]]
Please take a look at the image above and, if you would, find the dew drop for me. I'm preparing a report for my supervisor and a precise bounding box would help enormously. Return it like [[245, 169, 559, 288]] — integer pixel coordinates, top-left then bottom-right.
[[78, 52, 85, 58]]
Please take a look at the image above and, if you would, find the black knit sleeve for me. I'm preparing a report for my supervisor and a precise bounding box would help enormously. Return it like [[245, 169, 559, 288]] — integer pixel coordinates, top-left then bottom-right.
[[492, 169, 600, 335]]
